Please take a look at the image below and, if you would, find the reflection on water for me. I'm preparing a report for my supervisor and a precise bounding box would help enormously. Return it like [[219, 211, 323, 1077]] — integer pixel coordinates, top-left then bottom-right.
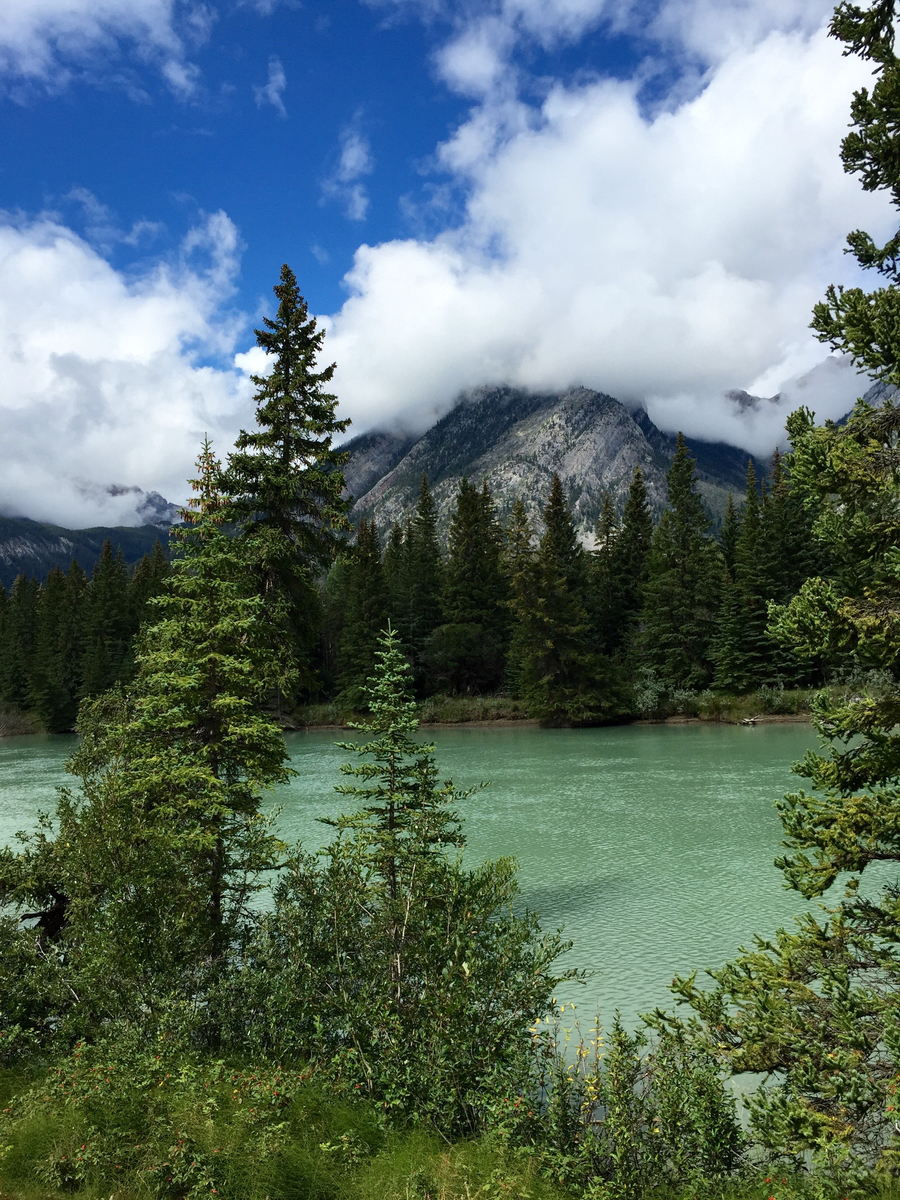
[[2, 721, 889, 1027]]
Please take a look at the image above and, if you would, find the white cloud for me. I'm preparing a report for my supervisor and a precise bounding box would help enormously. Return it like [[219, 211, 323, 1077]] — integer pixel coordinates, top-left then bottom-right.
[[65, 188, 165, 253], [254, 54, 286, 116], [321, 125, 375, 221], [0, 211, 256, 527], [435, 16, 517, 97], [370, 0, 834, 65], [0, 0, 209, 98], [324, 22, 894, 452]]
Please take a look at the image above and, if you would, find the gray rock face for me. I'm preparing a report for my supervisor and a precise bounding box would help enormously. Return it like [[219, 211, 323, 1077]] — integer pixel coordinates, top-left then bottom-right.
[[342, 429, 417, 503], [346, 385, 762, 543]]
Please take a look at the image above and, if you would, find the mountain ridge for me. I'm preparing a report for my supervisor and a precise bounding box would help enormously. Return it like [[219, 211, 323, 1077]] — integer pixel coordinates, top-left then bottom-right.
[[344, 385, 768, 543], [0, 516, 169, 591]]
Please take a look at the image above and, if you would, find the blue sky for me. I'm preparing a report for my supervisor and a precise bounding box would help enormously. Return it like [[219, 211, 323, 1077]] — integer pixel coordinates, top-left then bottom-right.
[[0, 0, 895, 525]]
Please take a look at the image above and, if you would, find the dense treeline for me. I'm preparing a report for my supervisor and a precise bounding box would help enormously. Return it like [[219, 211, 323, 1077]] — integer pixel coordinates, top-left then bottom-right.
[[323, 435, 825, 723], [0, 430, 824, 731], [0, 540, 171, 732]]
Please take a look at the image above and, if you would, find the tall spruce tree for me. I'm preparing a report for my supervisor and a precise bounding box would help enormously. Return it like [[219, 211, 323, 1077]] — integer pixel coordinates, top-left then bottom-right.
[[719, 494, 741, 580], [28, 568, 83, 733], [337, 518, 390, 705], [512, 475, 607, 722], [407, 475, 444, 656], [222, 264, 351, 688], [590, 492, 620, 655], [712, 463, 773, 692], [639, 436, 722, 692], [424, 478, 506, 694], [129, 540, 171, 630], [81, 541, 131, 697], [382, 520, 409, 632], [607, 466, 655, 657], [3, 441, 294, 1038], [503, 498, 537, 697], [0, 574, 38, 708]]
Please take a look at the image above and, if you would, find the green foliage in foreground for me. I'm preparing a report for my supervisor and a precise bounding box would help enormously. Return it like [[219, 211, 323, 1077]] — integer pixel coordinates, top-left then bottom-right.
[[0, 1017, 747, 1200], [660, 399, 900, 1190], [226, 629, 576, 1135]]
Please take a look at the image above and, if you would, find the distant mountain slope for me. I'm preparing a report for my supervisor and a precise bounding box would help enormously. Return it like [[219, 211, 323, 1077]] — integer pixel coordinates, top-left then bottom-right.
[[0, 516, 169, 590], [345, 386, 767, 543]]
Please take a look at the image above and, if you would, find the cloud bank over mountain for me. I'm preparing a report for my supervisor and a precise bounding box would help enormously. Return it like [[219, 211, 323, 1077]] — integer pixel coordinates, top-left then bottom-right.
[[0, 0, 894, 525], [325, 14, 892, 453]]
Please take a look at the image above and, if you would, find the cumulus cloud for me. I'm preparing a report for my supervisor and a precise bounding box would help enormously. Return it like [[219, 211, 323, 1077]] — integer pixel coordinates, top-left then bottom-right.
[[0, 0, 210, 98], [0, 210, 255, 528], [371, 0, 834, 70], [254, 54, 286, 116], [323, 19, 894, 452], [321, 124, 375, 221]]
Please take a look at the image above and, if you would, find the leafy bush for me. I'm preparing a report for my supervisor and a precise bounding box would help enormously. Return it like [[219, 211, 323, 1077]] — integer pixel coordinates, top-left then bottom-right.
[[512, 1015, 745, 1197], [221, 630, 574, 1137]]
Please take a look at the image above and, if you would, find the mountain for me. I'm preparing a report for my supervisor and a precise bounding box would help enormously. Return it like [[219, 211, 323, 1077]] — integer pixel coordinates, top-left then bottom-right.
[[344, 385, 767, 543], [0, 517, 170, 591]]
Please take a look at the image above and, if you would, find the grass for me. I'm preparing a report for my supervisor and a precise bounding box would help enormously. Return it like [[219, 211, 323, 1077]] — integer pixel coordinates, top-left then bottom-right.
[[290, 693, 531, 729], [2, 1056, 897, 1200], [0, 1060, 565, 1200], [0, 702, 42, 737]]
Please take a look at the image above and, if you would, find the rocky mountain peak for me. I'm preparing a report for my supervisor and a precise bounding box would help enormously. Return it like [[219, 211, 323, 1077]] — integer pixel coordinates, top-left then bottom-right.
[[344, 385, 763, 544]]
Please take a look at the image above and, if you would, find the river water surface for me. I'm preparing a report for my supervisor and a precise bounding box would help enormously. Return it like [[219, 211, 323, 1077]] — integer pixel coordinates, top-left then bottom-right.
[[0, 721, 873, 1027]]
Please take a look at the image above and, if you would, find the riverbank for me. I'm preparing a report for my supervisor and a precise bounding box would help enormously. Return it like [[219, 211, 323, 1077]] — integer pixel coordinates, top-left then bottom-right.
[[0, 702, 42, 737], [0, 686, 847, 737], [288, 688, 818, 730]]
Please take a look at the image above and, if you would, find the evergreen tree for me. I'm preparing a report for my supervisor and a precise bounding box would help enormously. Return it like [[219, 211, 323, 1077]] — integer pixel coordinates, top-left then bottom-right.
[[606, 466, 654, 656], [761, 448, 822, 604], [2, 441, 294, 1039], [712, 463, 772, 692], [129, 540, 171, 630], [719, 494, 741, 580], [241, 628, 572, 1132], [81, 541, 131, 697], [337, 519, 389, 705], [512, 475, 608, 722], [0, 575, 39, 708], [590, 491, 620, 655], [222, 264, 351, 687], [424, 478, 506, 694], [761, 449, 823, 684], [442, 478, 506, 630], [639, 436, 722, 692], [382, 520, 409, 630], [317, 554, 353, 697], [28, 568, 83, 733], [502, 498, 537, 697], [406, 475, 444, 659]]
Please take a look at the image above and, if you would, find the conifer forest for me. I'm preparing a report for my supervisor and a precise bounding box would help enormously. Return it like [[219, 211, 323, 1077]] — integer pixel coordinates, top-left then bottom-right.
[[2, 2, 900, 1199], [0, 423, 834, 730]]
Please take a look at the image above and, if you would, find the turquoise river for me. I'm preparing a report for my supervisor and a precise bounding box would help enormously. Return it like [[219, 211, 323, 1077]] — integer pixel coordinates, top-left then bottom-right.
[[1, 721, 880, 1029]]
